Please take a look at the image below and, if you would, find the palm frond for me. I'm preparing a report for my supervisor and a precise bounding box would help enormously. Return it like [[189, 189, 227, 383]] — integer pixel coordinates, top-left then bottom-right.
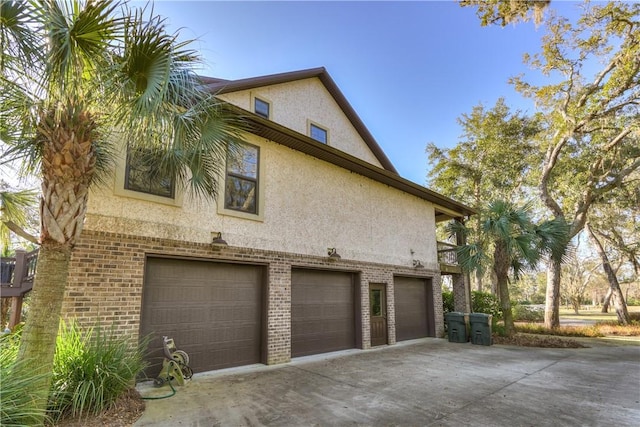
[[0, 186, 37, 223], [456, 242, 490, 274], [42, 0, 123, 97], [0, 0, 43, 74], [535, 216, 570, 262]]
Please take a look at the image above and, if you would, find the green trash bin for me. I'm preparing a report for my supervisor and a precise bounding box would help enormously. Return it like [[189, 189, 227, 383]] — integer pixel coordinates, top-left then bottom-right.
[[444, 312, 468, 343], [469, 313, 492, 346]]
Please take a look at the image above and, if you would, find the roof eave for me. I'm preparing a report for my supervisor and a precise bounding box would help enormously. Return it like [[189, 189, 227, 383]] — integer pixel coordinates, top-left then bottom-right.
[[224, 103, 476, 219]]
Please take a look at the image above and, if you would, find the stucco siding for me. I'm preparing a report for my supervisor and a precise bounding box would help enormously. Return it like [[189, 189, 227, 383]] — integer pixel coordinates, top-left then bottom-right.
[[86, 135, 437, 269], [218, 78, 384, 168]]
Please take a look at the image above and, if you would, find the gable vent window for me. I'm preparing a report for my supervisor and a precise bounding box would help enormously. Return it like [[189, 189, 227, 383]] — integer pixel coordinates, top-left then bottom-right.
[[254, 98, 270, 119], [310, 123, 328, 144], [225, 142, 259, 214]]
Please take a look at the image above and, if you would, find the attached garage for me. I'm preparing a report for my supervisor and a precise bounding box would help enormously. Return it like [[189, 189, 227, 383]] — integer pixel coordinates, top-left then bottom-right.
[[394, 276, 435, 341], [140, 257, 264, 374], [291, 269, 357, 357]]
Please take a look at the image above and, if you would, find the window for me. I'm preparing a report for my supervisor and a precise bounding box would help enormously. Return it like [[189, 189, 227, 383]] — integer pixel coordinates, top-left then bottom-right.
[[225, 142, 259, 214], [124, 148, 174, 198], [254, 98, 270, 119], [310, 123, 328, 144]]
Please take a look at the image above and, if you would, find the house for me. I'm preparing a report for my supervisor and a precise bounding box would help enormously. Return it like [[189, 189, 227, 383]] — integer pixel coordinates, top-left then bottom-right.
[[60, 67, 474, 374]]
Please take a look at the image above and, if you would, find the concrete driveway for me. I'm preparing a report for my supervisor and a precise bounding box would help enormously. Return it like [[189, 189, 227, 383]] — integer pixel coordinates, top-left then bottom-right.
[[136, 338, 640, 426]]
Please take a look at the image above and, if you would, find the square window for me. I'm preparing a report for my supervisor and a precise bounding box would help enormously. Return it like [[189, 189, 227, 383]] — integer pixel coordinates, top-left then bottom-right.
[[310, 123, 328, 144], [125, 147, 174, 198], [225, 143, 259, 214], [254, 98, 270, 119]]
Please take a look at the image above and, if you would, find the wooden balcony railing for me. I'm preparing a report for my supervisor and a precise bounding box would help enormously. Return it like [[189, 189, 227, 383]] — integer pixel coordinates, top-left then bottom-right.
[[437, 241, 461, 274], [1, 248, 38, 298]]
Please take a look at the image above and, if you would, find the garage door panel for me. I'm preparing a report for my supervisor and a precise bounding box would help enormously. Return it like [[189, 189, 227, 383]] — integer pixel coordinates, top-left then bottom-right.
[[291, 269, 355, 357], [141, 258, 263, 374], [394, 277, 435, 341]]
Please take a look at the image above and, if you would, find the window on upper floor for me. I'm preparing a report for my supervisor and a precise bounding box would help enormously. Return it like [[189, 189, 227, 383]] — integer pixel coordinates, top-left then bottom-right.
[[254, 97, 270, 119], [124, 147, 174, 198], [225, 142, 259, 214], [309, 123, 328, 144]]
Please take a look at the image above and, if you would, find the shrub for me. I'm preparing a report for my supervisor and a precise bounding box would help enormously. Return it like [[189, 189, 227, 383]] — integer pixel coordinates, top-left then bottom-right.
[[626, 297, 640, 306], [48, 320, 148, 421], [512, 304, 544, 322], [0, 329, 50, 426], [442, 290, 455, 314], [472, 291, 502, 320], [492, 323, 507, 337]]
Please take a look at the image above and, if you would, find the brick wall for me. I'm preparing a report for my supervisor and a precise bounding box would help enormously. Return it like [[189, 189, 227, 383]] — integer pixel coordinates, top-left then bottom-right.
[[63, 229, 443, 366]]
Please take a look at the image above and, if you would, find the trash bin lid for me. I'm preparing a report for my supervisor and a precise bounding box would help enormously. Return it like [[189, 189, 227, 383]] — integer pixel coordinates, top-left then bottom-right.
[[469, 313, 492, 321], [444, 311, 466, 319]]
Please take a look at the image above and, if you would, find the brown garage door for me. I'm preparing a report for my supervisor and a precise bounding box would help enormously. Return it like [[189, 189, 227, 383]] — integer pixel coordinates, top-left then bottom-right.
[[394, 276, 435, 341], [291, 269, 356, 357], [141, 257, 263, 374]]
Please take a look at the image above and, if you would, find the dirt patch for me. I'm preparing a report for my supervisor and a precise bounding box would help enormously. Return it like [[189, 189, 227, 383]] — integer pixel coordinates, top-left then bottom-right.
[[493, 333, 587, 348], [53, 388, 145, 427]]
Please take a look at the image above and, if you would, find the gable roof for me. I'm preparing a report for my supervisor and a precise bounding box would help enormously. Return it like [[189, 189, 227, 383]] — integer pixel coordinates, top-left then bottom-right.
[[203, 67, 476, 220], [203, 67, 398, 174]]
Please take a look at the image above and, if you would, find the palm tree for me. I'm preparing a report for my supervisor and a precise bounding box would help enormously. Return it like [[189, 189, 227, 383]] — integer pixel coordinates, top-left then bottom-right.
[[451, 200, 568, 336], [1, 0, 244, 416]]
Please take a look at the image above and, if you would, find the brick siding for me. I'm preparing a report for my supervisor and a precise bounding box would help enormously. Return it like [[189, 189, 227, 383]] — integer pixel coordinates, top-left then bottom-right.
[[63, 229, 444, 366]]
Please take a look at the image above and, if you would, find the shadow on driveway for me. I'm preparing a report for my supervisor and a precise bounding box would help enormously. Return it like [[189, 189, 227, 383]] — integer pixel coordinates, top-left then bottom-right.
[[136, 338, 640, 426]]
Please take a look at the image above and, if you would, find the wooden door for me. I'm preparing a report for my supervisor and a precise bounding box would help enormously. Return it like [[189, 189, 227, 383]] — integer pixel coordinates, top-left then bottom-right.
[[369, 283, 387, 346]]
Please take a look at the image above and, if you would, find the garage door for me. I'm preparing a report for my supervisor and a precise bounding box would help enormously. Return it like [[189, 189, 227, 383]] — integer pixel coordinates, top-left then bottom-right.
[[141, 257, 263, 374], [291, 269, 356, 357], [394, 276, 435, 341]]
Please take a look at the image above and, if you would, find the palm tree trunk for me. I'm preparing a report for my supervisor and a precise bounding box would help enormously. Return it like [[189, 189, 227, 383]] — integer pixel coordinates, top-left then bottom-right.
[[17, 242, 72, 420], [17, 104, 97, 422], [586, 224, 630, 325], [494, 243, 515, 336]]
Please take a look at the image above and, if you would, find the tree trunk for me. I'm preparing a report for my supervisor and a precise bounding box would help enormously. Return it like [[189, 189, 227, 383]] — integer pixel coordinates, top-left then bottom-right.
[[17, 242, 72, 421], [17, 104, 97, 422], [544, 257, 562, 328], [494, 243, 515, 336], [586, 224, 630, 325], [571, 297, 580, 315], [601, 288, 612, 313]]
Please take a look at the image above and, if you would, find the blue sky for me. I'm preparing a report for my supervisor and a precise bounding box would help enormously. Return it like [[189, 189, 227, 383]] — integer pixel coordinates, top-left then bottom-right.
[[140, 0, 585, 185]]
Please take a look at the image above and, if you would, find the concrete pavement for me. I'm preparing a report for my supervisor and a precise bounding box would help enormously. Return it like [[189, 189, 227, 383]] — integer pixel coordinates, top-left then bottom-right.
[[135, 338, 640, 426]]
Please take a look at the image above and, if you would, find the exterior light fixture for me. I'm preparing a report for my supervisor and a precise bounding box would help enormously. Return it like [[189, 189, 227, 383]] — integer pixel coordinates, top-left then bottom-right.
[[211, 232, 228, 246], [327, 248, 341, 259], [413, 259, 424, 268]]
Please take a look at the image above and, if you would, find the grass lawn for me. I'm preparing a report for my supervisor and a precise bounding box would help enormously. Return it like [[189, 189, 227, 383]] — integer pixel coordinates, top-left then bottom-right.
[[559, 305, 640, 322]]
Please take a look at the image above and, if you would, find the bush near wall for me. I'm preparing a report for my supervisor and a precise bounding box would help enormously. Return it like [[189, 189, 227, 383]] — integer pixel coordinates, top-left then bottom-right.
[[471, 291, 502, 320], [49, 320, 148, 421], [0, 320, 147, 425], [442, 290, 455, 314], [442, 290, 503, 319]]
